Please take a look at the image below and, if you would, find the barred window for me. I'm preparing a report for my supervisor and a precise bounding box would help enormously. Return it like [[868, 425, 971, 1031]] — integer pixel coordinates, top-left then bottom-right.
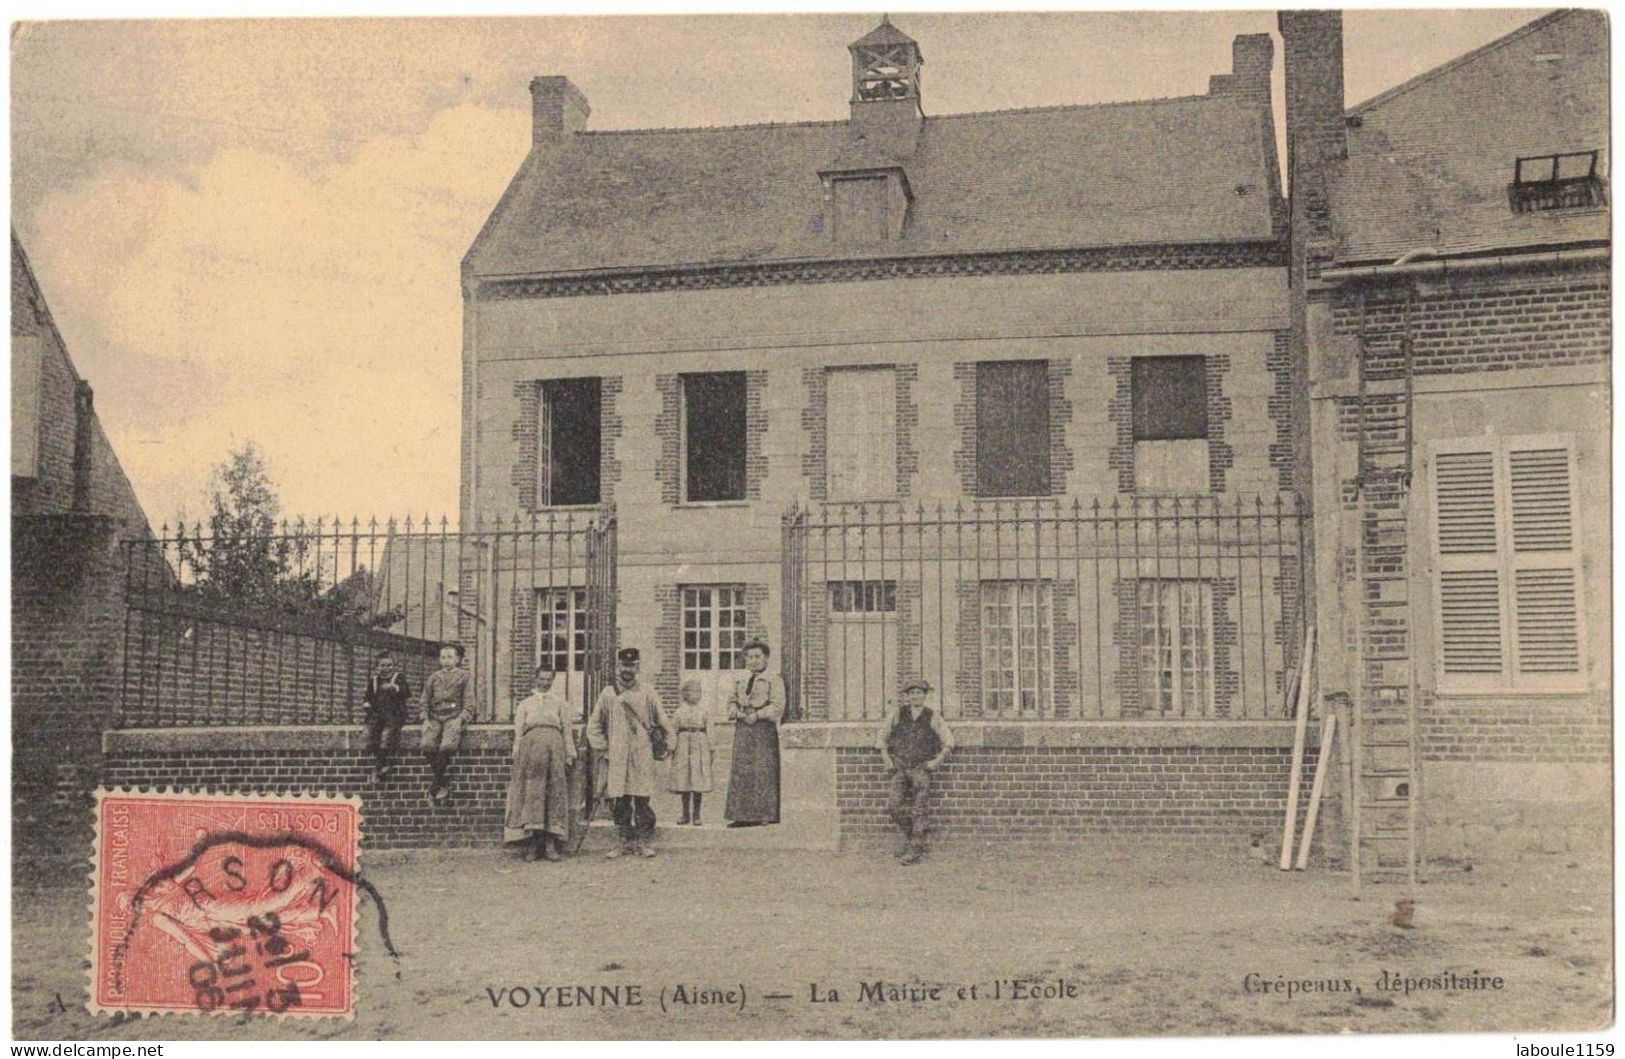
[[828, 579, 897, 613], [1136, 579, 1214, 715], [979, 580, 1054, 715]]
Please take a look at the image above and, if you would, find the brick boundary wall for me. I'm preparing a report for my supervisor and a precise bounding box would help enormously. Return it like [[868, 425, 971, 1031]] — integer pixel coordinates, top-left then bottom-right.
[[13, 514, 127, 810], [835, 745, 1320, 848], [103, 724, 1332, 853], [102, 739, 511, 850]]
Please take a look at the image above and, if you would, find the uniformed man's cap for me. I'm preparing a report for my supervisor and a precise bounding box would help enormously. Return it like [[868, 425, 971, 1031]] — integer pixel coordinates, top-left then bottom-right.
[[616, 647, 641, 663], [902, 678, 932, 693]]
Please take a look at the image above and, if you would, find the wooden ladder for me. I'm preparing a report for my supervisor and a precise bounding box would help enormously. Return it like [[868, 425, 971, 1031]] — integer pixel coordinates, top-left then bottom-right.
[[1350, 285, 1420, 887]]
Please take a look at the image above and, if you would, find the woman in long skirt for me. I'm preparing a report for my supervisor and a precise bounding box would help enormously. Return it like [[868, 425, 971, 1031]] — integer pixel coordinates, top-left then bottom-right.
[[504, 666, 577, 861], [724, 639, 785, 827]]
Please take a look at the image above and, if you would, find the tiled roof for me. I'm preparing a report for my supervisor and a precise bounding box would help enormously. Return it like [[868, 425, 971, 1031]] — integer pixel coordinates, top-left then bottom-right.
[[1332, 10, 1609, 265], [466, 92, 1280, 279]]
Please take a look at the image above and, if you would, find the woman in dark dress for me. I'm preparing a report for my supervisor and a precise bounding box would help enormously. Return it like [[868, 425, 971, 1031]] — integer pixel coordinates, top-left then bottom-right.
[[724, 640, 786, 827]]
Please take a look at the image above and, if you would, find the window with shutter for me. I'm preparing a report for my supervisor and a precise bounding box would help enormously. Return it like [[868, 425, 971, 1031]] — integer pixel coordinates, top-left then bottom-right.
[[975, 360, 1051, 497], [826, 366, 897, 500], [1430, 436, 1585, 693]]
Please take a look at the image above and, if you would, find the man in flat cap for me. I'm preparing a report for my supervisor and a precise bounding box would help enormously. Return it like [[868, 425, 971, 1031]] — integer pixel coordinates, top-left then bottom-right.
[[877, 678, 955, 865], [587, 647, 675, 859]]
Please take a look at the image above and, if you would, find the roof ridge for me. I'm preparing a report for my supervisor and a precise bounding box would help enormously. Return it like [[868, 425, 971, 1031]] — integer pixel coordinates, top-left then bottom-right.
[[928, 91, 1219, 121], [1348, 9, 1577, 116], [580, 117, 845, 138], [573, 90, 1223, 139]]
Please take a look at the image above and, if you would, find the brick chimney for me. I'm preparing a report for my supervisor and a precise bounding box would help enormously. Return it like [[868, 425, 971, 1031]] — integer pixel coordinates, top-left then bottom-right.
[[1209, 33, 1282, 230], [1278, 12, 1347, 172], [529, 76, 590, 143], [1209, 33, 1274, 111]]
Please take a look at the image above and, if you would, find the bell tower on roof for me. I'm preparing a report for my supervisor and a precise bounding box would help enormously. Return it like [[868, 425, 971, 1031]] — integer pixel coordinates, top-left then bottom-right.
[[850, 15, 923, 107], [848, 16, 924, 146]]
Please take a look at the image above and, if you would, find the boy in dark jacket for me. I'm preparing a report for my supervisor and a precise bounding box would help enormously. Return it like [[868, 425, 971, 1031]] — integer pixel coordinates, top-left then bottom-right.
[[362, 652, 411, 780]]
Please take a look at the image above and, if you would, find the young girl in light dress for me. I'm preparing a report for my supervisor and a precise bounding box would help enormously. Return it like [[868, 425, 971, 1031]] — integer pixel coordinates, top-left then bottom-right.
[[666, 679, 714, 826]]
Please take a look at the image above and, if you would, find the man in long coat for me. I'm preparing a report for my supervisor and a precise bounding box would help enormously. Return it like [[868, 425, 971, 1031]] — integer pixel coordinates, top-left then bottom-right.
[[586, 647, 674, 859]]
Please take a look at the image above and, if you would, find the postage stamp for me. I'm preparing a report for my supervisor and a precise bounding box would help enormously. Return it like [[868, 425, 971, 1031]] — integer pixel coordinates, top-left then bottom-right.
[[89, 789, 362, 1018]]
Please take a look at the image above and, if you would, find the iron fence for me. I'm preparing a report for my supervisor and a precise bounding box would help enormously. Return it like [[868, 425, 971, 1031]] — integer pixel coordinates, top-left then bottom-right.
[[781, 495, 1308, 722], [120, 511, 618, 727]]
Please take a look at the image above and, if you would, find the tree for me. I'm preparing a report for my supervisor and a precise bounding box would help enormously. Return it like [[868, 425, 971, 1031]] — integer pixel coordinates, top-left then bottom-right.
[[178, 442, 288, 607], [176, 442, 399, 629]]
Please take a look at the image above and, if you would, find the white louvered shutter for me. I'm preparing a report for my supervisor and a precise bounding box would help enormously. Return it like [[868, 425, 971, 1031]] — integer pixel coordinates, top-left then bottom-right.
[[1430, 436, 1585, 693], [1432, 447, 1506, 690], [1506, 442, 1583, 687]]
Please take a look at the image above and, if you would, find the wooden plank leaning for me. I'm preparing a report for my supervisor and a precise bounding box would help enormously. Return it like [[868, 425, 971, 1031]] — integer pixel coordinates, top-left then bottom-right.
[[1295, 710, 1338, 870], [1279, 627, 1317, 870]]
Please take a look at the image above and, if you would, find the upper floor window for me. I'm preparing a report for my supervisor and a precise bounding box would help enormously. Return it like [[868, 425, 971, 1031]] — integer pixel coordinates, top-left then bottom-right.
[[1509, 150, 1605, 212], [1132, 356, 1210, 494], [538, 377, 601, 507], [682, 371, 747, 503], [975, 360, 1050, 498], [826, 366, 897, 500]]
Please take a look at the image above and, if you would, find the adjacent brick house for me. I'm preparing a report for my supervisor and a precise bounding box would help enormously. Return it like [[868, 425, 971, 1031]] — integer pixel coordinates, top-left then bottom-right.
[[12, 233, 156, 810], [1281, 11, 1610, 867], [461, 19, 1315, 845]]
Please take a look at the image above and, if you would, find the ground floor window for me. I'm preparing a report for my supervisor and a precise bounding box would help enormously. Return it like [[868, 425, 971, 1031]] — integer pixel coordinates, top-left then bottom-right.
[[980, 580, 1054, 715], [682, 585, 747, 672], [1136, 579, 1214, 715], [535, 587, 588, 674]]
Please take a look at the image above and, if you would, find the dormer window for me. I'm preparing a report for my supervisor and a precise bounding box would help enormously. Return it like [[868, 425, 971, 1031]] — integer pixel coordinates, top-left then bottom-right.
[[833, 175, 889, 246], [1509, 150, 1605, 212]]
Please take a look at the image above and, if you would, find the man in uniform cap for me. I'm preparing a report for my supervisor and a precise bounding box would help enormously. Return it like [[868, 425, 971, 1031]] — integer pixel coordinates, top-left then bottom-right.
[[876, 677, 954, 864], [586, 646, 674, 858]]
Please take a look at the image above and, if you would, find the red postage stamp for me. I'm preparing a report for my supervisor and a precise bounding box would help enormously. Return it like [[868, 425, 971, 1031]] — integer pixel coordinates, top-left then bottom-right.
[[90, 789, 362, 1018]]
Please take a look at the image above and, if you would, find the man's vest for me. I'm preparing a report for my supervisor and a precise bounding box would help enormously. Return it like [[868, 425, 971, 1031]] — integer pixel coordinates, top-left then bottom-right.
[[886, 706, 942, 768]]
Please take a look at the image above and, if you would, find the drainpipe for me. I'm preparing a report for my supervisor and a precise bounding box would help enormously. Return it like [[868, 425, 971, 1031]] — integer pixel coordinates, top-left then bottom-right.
[[1320, 245, 1609, 282]]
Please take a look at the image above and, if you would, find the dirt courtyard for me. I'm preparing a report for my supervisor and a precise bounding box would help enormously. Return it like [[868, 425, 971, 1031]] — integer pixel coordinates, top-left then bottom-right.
[[12, 836, 1613, 1040]]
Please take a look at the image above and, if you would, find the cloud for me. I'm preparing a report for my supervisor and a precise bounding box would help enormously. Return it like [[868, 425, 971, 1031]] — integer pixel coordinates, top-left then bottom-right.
[[24, 102, 529, 524]]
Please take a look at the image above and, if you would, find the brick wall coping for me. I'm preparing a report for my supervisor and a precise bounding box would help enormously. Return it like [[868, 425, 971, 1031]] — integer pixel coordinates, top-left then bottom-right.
[[788, 720, 1300, 749], [104, 725, 517, 754], [105, 720, 1307, 754]]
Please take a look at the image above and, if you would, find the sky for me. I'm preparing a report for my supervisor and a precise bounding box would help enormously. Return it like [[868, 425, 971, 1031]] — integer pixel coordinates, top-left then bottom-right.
[[11, 9, 1548, 525]]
